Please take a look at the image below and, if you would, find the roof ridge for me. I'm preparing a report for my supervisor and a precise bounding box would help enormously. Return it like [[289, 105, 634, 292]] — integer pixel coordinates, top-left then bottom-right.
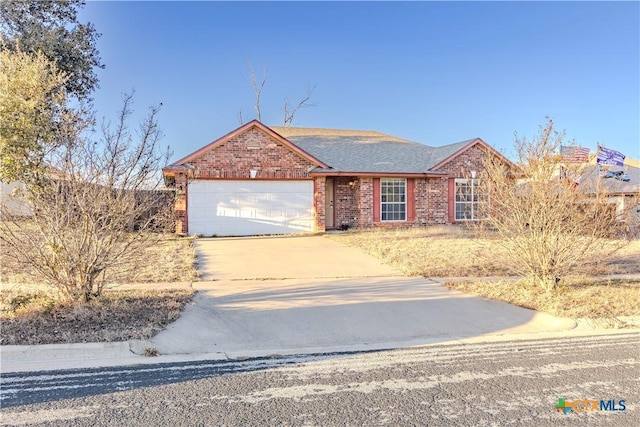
[[270, 125, 419, 144], [271, 125, 383, 134]]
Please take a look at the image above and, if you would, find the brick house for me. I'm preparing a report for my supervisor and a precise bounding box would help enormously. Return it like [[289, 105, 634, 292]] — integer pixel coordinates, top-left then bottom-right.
[[162, 120, 513, 236]]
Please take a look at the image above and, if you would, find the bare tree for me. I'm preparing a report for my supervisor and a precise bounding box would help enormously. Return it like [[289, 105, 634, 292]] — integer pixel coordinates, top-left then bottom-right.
[[237, 106, 244, 126], [239, 61, 315, 126], [476, 118, 628, 292], [0, 93, 173, 303], [248, 61, 266, 123], [283, 86, 316, 127]]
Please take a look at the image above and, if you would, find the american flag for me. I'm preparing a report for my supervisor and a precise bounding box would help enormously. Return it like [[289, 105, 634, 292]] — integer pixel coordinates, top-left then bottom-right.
[[560, 146, 590, 163]]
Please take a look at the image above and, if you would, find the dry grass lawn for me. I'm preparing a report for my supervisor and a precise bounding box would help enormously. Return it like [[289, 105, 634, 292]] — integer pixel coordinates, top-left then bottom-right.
[[329, 227, 640, 320], [1, 233, 199, 345], [0, 288, 195, 345], [330, 226, 502, 277], [329, 226, 640, 277], [0, 233, 199, 285], [446, 278, 640, 320]]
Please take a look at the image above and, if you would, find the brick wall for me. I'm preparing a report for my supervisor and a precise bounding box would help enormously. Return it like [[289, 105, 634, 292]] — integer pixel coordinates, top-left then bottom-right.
[[425, 177, 448, 224], [346, 177, 443, 230], [174, 173, 188, 233], [414, 178, 429, 225], [439, 144, 488, 177], [358, 178, 374, 228], [314, 176, 326, 232], [334, 176, 359, 229], [371, 177, 431, 229], [187, 127, 316, 179]]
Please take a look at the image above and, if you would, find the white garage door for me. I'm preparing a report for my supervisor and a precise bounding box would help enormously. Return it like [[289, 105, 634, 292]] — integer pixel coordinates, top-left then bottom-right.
[[187, 180, 315, 236]]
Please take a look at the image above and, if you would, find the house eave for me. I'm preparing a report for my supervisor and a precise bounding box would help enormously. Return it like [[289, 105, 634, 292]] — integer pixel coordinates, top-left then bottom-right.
[[309, 170, 447, 178]]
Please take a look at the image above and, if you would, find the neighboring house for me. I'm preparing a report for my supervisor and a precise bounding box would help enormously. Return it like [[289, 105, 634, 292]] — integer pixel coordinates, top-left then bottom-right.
[[582, 158, 640, 222], [0, 181, 31, 217], [1, 164, 65, 218], [162, 120, 513, 236]]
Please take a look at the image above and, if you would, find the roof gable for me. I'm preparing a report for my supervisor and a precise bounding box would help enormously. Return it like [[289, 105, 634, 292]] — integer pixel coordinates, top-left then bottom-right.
[[429, 138, 516, 171], [165, 121, 328, 172]]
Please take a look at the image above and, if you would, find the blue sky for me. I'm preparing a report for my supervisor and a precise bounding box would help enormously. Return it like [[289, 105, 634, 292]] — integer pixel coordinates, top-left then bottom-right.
[[80, 1, 639, 163]]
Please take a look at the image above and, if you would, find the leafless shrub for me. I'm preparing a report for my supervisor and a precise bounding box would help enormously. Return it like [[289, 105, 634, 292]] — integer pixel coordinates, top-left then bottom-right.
[[474, 119, 634, 291], [0, 93, 173, 303]]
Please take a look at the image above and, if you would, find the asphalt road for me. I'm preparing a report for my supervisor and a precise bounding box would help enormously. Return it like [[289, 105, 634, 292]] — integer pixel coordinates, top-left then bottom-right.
[[1, 333, 638, 426]]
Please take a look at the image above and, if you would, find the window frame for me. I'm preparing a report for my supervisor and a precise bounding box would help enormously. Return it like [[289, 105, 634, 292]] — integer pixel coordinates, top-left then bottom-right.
[[380, 178, 407, 222], [454, 178, 485, 221]]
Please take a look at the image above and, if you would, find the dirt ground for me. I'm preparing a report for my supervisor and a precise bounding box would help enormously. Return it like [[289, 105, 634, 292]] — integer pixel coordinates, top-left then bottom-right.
[[0, 288, 195, 345]]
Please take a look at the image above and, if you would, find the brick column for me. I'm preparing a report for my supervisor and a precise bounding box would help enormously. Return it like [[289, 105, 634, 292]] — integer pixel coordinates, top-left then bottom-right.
[[358, 177, 374, 228], [314, 176, 326, 232], [174, 173, 188, 233]]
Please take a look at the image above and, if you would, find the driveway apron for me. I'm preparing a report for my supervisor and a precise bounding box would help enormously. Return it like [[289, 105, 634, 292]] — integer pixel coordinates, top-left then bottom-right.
[[149, 235, 575, 356]]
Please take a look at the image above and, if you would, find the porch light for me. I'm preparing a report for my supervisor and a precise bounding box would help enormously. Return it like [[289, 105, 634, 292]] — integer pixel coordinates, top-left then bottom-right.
[[250, 169, 258, 179], [471, 170, 477, 179], [348, 180, 356, 188]]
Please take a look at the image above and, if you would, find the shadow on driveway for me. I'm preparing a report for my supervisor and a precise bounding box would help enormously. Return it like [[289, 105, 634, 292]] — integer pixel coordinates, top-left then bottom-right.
[[149, 277, 574, 356]]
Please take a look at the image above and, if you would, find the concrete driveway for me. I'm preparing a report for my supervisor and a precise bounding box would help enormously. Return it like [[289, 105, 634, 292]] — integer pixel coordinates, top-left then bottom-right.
[[194, 235, 399, 280], [148, 235, 575, 356]]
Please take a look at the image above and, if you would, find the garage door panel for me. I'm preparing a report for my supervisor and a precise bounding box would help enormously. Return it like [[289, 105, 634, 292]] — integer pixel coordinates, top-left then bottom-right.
[[187, 180, 314, 236]]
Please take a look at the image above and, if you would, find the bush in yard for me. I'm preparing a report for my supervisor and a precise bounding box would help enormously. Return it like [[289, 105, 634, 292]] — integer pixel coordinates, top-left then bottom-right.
[[475, 118, 631, 292], [0, 89, 173, 303]]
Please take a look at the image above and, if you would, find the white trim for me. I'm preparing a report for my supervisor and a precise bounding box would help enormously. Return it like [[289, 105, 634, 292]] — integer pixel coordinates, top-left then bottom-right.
[[454, 178, 484, 221], [380, 177, 407, 222]]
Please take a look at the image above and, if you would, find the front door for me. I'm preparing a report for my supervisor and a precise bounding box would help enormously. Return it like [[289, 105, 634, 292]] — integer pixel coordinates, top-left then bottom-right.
[[325, 178, 335, 229]]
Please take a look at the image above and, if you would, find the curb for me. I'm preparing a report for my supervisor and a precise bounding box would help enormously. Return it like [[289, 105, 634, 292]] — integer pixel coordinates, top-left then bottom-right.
[[1, 341, 131, 360], [1, 342, 135, 373], [2, 327, 639, 374]]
